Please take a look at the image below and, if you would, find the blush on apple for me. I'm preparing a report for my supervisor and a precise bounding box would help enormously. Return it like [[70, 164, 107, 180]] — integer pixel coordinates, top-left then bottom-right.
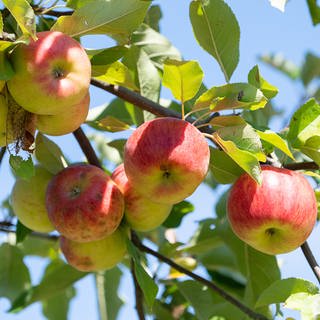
[[124, 117, 210, 204], [112, 164, 172, 232], [46, 164, 124, 242], [227, 165, 318, 255], [7, 31, 91, 115], [11, 166, 55, 233], [60, 228, 127, 272]]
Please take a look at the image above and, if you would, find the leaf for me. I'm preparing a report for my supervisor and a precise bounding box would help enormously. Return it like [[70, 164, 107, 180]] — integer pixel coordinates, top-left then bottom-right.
[[194, 83, 267, 111], [269, 0, 288, 12], [212, 132, 262, 183], [0, 243, 31, 302], [126, 239, 158, 308], [2, 0, 36, 38], [163, 200, 194, 228], [16, 220, 32, 244], [300, 136, 320, 166], [35, 133, 67, 175], [0, 13, 3, 34], [163, 59, 204, 103], [0, 44, 15, 81], [285, 293, 320, 320], [144, 5, 162, 31], [189, 0, 240, 82], [256, 129, 294, 159], [9, 155, 34, 180], [248, 65, 278, 99], [51, 0, 151, 40], [256, 278, 319, 308], [301, 52, 320, 86], [287, 98, 320, 148], [18, 235, 59, 258], [92, 116, 131, 132], [92, 61, 138, 91], [306, 0, 320, 26], [209, 148, 244, 184], [88, 46, 129, 65]]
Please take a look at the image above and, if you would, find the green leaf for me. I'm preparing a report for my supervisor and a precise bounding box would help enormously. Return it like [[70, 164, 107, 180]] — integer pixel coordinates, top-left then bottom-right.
[[126, 239, 158, 308], [0, 42, 15, 81], [189, 0, 240, 82], [301, 52, 320, 86], [163, 59, 204, 103], [256, 129, 294, 160], [35, 133, 67, 175], [9, 155, 34, 180], [144, 5, 162, 31], [300, 135, 320, 166], [0, 13, 3, 34], [0, 243, 31, 302], [256, 278, 319, 308], [194, 83, 267, 111], [285, 293, 320, 320], [92, 116, 131, 132], [212, 132, 262, 183], [248, 65, 278, 99], [306, 0, 320, 25], [16, 220, 32, 244], [287, 98, 320, 148], [2, 0, 36, 38], [88, 46, 129, 65], [209, 148, 244, 184], [18, 235, 59, 258], [51, 0, 151, 40], [163, 200, 194, 228]]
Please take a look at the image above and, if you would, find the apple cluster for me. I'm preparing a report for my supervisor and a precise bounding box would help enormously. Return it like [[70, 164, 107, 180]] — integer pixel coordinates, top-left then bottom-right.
[[0, 31, 91, 147], [10, 117, 211, 272]]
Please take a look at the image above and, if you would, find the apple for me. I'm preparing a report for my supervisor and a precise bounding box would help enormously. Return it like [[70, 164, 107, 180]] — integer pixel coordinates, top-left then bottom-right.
[[60, 227, 127, 272], [227, 165, 318, 255], [7, 31, 91, 115], [112, 164, 172, 232], [123, 117, 210, 204], [11, 166, 55, 233], [46, 164, 125, 242], [36, 92, 90, 136]]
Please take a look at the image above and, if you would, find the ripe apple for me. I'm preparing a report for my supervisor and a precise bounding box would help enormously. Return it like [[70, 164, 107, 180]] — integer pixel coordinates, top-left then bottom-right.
[[60, 228, 127, 272], [36, 92, 90, 136], [11, 166, 55, 233], [124, 117, 210, 204], [227, 165, 318, 255], [7, 31, 91, 115], [112, 164, 172, 232], [46, 164, 125, 242]]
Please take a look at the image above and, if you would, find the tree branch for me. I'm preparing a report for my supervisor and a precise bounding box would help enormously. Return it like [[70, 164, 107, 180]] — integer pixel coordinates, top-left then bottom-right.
[[300, 241, 320, 284], [283, 161, 319, 171], [131, 232, 269, 320], [131, 259, 146, 320]]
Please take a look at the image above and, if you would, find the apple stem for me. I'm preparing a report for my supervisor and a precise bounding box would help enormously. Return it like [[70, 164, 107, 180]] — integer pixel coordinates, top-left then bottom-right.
[[131, 231, 269, 320], [300, 241, 320, 284]]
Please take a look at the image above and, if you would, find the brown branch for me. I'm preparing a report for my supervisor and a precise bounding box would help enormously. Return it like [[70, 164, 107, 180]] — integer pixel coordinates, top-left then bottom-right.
[[131, 232, 269, 320], [300, 241, 320, 284], [131, 259, 146, 320], [283, 162, 319, 171], [0, 147, 6, 165]]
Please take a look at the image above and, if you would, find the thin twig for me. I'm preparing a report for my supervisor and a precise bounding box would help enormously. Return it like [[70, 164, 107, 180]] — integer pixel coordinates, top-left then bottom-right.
[[283, 162, 319, 171], [131, 259, 146, 320], [300, 241, 320, 284], [0, 147, 6, 165], [131, 232, 269, 320]]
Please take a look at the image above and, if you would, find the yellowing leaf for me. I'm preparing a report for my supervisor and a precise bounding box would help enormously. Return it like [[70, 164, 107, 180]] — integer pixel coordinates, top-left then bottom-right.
[[162, 59, 203, 103], [93, 116, 131, 132], [210, 115, 246, 128]]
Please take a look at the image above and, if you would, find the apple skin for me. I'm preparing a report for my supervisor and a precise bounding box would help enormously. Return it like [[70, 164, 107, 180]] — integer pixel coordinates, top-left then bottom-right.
[[123, 117, 210, 204], [111, 164, 172, 232], [227, 165, 318, 255], [46, 164, 125, 242], [36, 92, 90, 136], [11, 166, 55, 233], [7, 31, 91, 115], [60, 228, 127, 272]]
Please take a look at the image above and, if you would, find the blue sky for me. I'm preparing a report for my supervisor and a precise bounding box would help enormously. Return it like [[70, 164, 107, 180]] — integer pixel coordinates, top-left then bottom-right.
[[1, 0, 320, 319]]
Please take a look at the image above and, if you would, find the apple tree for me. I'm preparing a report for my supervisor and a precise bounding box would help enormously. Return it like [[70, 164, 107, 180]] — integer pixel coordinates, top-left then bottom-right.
[[0, 1, 320, 319]]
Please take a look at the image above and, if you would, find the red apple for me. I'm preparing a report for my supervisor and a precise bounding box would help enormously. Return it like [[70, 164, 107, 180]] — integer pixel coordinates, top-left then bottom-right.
[[46, 164, 124, 242], [60, 228, 127, 272], [112, 164, 172, 232], [11, 166, 55, 233], [124, 117, 210, 204], [7, 31, 91, 115], [227, 165, 317, 255], [36, 92, 90, 136]]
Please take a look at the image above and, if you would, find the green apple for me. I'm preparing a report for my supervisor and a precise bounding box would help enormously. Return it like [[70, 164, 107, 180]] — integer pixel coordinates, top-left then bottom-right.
[[11, 166, 55, 233], [36, 92, 90, 136], [112, 164, 172, 232], [60, 228, 127, 272], [227, 165, 318, 255], [8, 31, 91, 115]]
